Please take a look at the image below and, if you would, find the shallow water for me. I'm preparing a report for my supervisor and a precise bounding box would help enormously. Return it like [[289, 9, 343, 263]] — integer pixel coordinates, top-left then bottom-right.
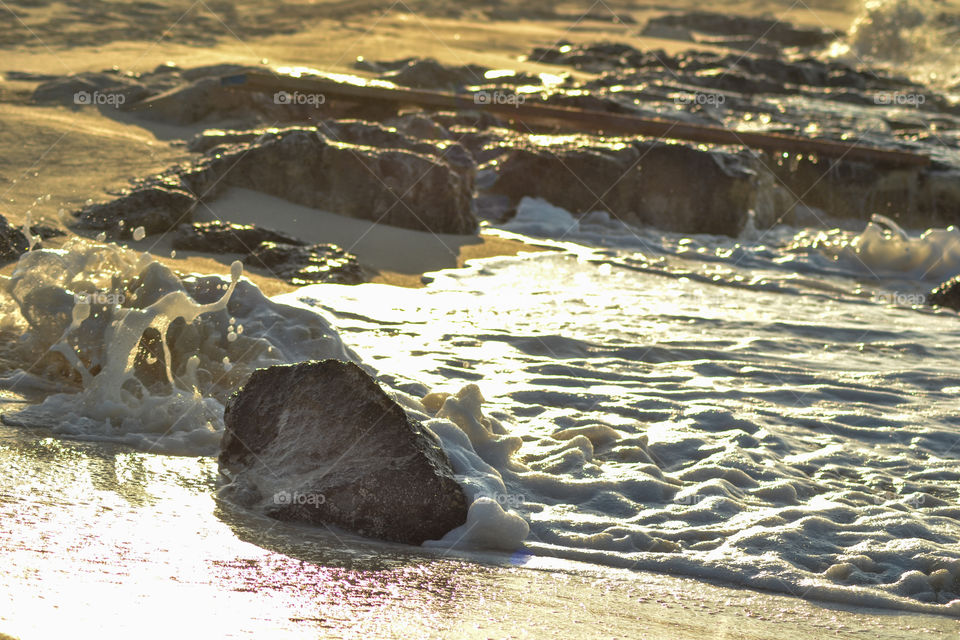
[[274, 209, 960, 616], [1, 211, 960, 617], [2, 423, 959, 639]]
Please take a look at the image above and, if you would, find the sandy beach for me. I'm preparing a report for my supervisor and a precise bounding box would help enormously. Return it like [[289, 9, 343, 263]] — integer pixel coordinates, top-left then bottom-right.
[[3, 0, 960, 637]]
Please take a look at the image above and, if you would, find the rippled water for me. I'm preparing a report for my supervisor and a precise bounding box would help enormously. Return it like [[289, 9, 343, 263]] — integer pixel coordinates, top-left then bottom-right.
[[277, 210, 960, 615]]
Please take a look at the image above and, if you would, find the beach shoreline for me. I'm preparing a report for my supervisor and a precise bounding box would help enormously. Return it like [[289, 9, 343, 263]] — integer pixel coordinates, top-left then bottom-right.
[[3, 1, 960, 636]]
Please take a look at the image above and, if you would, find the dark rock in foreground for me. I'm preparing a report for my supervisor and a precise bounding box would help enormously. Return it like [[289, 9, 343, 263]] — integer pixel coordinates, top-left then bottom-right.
[[0, 214, 29, 264], [75, 186, 196, 237], [929, 276, 960, 311], [171, 221, 306, 254], [220, 360, 469, 545], [244, 242, 366, 285]]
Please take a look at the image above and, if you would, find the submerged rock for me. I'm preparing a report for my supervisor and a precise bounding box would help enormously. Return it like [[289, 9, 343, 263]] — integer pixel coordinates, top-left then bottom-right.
[[75, 186, 196, 237], [929, 276, 960, 311], [171, 221, 305, 254], [244, 242, 366, 285], [219, 359, 469, 545]]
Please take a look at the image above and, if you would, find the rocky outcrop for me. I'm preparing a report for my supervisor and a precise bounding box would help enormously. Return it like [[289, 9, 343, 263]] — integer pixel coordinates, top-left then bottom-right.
[[32, 71, 150, 107], [489, 135, 756, 235], [644, 11, 837, 49], [219, 359, 469, 545], [32, 65, 332, 125], [244, 242, 366, 285], [173, 128, 477, 235], [171, 221, 305, 254], [929, 276, 960, 311], [75, 186, 196, 237]]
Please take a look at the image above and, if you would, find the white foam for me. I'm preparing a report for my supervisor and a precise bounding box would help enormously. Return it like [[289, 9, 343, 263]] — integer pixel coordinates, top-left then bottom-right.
[[0, 238, 355, 455], [501, 197, 581, 237], [293, 245, 960, 615], [794, 214, 960, 282]]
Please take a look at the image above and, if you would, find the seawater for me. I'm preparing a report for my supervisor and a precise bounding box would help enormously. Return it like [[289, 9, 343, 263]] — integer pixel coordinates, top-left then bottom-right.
[[1, 202, 960, 615]]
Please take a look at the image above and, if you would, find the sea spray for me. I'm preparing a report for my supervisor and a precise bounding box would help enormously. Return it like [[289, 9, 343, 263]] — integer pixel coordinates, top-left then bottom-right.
[[0, 238, 531, 554], [830, 0, 960, 88], [790, 214, 960, 282], [0, 238, 356, 454]]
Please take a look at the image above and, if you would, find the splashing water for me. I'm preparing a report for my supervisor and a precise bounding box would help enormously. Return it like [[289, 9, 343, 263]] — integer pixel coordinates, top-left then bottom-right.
[[790, 214, 960, 282], [830, 0, 960, 88], [0, 238, 356, 454]]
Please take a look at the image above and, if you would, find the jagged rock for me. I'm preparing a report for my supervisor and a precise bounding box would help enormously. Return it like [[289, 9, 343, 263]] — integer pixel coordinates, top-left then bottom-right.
[[124, 76, 286, 125], [244, 242, 366, 285], [763, 157, 960, 229], [929, 276, 960, 311], [28, 225, 66, 240], [219, 359, 469, 545], [645, 11, 837, 48], [0, 214, 29, 264], [75, 186, 196, 237], [171, 221, 305, 254], [490, 135, 756, 235], [387, 112, 452, 140], [174, 128, 477, 234]]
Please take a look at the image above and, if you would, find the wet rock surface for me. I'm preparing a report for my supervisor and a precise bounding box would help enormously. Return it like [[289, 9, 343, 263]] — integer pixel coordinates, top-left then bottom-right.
[[644, 11, 837, 49], [32, 64, 334, 125], [220, 359, 470, 545], [0, 214, 29, 264], [929, 276, 960, 311], [36, 10, 960, 244], [75, 186, 197, 237], [489, 135, 756, 235], [171, 221, 306, 254], [244, 242, 366, 285], [169, 127, 478, 235]]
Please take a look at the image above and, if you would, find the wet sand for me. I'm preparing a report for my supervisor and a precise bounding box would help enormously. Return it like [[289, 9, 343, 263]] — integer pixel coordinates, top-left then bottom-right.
[[0, 422, 957, 640], [2, 1, 959, 638]]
